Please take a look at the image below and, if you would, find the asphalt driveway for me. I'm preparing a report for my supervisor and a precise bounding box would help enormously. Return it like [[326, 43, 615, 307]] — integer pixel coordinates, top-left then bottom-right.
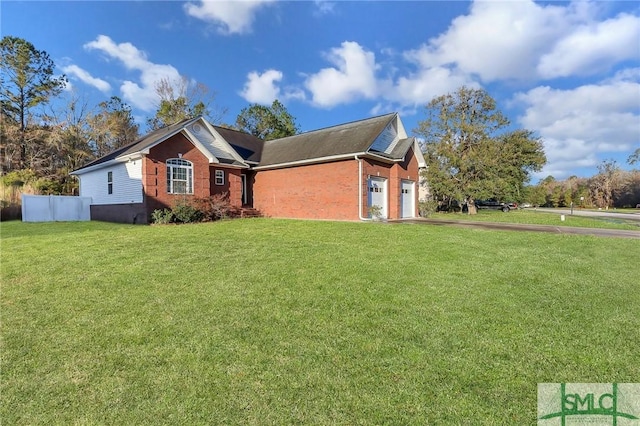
[[393, 217, 640, 239]]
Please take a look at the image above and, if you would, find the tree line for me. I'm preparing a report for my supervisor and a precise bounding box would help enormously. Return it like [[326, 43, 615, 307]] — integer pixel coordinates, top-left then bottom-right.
[[524, 156, 640, 209], [0, 36, 298, 199]]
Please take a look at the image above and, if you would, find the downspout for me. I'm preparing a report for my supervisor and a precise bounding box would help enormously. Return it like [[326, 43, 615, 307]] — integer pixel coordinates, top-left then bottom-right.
[[355, 155, 372, 221]]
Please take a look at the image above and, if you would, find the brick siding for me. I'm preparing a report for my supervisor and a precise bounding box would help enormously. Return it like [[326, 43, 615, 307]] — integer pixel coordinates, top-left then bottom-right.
[[253, 149, 421, 220], [142, 134, 243, 215]]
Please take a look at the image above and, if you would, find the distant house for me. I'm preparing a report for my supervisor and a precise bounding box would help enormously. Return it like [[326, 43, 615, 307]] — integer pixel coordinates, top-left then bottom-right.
[[71, 113, 426, 223]]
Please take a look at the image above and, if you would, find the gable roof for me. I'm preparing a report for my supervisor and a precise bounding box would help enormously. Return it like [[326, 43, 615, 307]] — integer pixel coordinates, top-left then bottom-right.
[[72, 112, 425, 175], [256, 113, 395, 168], [72, 116, 250, 174], [74, 117, 198, 173], [255, 112, 425, 169]]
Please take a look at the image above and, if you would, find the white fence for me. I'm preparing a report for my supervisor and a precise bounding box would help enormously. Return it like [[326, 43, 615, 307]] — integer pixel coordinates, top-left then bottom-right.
[[21, 194, 91, 222]]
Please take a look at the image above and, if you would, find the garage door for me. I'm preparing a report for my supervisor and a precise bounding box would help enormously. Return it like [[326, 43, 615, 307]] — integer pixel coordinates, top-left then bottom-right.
[[367, 177, 387, 219], [401, 180, 414, 218]]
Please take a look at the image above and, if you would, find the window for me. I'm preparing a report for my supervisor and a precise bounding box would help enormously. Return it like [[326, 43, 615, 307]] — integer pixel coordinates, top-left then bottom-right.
[[214, 170, 224, 186], [166, 158, 193, 194], [107, 171, 113, 195]]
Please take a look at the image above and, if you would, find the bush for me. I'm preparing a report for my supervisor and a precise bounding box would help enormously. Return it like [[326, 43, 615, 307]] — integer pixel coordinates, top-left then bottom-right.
[[172, 200, 204, 223], [419, 199, 438, 217], [151, 209, 174, 224], [32, 178, 64, 195], [368, 205, 383, 220], [195, 193, 232, 221], [0, 169, 37, 187]]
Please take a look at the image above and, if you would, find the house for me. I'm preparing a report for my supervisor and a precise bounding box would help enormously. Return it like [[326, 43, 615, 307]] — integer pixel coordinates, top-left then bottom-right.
[[71, 113, 426, 223]]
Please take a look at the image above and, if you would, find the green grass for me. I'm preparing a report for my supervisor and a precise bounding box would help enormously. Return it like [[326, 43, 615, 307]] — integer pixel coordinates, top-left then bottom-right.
[[431, 208, 640, 230], [2, 219, 639, 424]]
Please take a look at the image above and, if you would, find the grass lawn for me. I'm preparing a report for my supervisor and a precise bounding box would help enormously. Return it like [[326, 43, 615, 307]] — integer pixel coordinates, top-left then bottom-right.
[[430, 208, 640, 230], [2, 219, 639, 424]]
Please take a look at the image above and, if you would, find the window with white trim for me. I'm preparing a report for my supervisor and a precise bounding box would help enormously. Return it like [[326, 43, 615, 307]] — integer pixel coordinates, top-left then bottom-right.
[[214, 170, 224, 186], [107, 171, 113, 195], [166, 158, 193, 194]]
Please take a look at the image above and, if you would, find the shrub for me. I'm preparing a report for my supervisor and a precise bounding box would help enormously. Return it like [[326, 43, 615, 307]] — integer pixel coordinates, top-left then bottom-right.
[[32, 178, 64, 195], [151, 209, 174, 224], [368, 205, 383, 220], [419, 199, 438, 217], [172, 200, 204, 223], [195, 193, 232, 221], [0, 169, 37, 187]]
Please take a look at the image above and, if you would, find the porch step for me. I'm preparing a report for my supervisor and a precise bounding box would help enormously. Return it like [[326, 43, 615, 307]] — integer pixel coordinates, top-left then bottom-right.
[[228, 206, 263, 219], [240, 207, 262, 218]]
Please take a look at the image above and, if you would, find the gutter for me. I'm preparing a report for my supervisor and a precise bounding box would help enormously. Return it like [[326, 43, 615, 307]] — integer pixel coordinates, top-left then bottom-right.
[[253, 151, 402, 171], [355, 155, 372, 221]]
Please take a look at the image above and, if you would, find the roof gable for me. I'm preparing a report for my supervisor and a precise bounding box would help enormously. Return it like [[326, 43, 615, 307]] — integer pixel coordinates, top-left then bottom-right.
[[72, 116, 249, 174]]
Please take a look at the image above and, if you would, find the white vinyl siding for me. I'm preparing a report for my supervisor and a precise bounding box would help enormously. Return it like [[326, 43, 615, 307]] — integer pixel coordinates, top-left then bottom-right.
[[186, 122, 237, 162], [78, 161, 143, 205], [369, 116, 410, 155], [369, 122, 398, 154]]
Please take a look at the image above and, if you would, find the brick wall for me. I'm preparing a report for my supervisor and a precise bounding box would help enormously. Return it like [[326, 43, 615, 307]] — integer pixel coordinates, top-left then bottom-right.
[[253, 160, 361, 220], [141, 134, 244, 215], [252, 151, 421, 220], [142, 134, 211, 214], [210, 167, 243, 207]]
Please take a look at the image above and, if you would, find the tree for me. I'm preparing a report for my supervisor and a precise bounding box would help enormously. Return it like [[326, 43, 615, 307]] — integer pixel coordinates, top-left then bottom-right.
[[415, 86, 545, 214], [628, 148, 640, 166], [146, 76, 226, 130], [590, 160, 620, 209], [0, 36, 67, 169], [87, 96, 139, 157], [235, 100, 299, 141], [43, 92, 93, 180]]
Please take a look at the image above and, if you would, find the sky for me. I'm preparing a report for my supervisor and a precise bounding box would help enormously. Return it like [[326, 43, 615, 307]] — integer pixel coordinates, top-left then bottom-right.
[[3, 0, 639, 181]]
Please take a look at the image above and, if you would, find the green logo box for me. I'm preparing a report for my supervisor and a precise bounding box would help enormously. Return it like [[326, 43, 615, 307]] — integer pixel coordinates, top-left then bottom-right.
[[538, 383, 640, 425]]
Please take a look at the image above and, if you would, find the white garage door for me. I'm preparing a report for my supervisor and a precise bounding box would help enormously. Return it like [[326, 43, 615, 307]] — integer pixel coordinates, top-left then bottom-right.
[[401, 180, 415, 218], [367, 177, 387, 219]]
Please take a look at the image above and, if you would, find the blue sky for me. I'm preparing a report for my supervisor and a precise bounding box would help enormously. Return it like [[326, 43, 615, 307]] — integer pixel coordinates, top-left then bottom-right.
[[3, 0, 639, 181]]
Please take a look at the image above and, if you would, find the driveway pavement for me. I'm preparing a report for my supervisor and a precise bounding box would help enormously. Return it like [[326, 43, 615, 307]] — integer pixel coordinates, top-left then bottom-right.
[[392, 217, 640, 239], [531, 207, 640, 222]]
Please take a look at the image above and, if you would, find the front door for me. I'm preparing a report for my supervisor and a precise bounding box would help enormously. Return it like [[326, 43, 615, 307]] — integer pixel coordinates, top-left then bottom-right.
[[241, 174, 247, 205]]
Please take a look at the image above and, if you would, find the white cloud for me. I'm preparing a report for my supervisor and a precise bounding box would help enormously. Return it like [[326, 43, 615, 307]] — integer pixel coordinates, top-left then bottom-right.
[[538, 13, 640, 78], [184, 0, 275, 35], [402, 0, 639, 83], [61, 64, 111, 93], [515, 78, 640, 178], [84, 35, 181, 111], [304, 41, 379, 108], [313, 1, 336, 16], [239, 69, 282, 104], [406, 0, 577, 82], [385, 66, 477, 107]]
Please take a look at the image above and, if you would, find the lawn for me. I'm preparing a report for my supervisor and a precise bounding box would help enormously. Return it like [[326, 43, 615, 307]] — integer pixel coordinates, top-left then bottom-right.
[[430, 208, 640, 230], [2, 219, 639, 424]]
